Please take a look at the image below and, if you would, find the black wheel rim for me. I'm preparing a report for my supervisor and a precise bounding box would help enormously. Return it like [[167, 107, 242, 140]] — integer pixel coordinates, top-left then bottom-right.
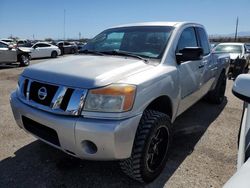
[[146, 126, 169, 172]]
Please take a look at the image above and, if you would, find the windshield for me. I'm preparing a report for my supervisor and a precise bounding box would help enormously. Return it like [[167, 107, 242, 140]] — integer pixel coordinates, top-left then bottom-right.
[[83, 26, 173, 59], [214, 44, 242, 53]]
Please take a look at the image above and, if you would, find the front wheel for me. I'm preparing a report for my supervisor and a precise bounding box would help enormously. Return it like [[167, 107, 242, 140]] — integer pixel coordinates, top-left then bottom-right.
[[51, 51, 58, 58], [19, 54, 30, 67], [120, 110, 172, 183]]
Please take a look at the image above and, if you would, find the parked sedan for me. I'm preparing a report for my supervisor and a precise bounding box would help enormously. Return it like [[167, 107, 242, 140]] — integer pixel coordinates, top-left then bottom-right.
[[19, 42, 61, 59], [224, 74, 250, 188], [0, 41, 30, 66], [0, 38, 15, 45], [214, 43, 250, 79], [56, 41, 77, 54]]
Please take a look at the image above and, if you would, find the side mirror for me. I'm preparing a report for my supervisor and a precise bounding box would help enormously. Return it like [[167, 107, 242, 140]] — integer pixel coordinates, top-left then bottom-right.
[[246, 49, 250, 53], [33, 45, 37, 49], [176, 47, 203, 64], [232, 74, 250, 103]]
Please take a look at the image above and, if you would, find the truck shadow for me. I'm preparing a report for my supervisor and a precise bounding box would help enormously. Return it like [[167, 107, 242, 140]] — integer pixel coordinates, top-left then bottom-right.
[[0, 64, 20, 69], [0, 98, 227, 188]]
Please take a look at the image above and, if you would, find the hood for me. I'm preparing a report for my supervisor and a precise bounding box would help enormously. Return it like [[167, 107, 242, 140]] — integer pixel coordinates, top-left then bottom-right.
[[229, 53, 242, 60], [22, 55, 153, 88]]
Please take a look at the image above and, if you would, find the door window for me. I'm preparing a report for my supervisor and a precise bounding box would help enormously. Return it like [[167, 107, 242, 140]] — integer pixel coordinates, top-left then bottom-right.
[[196, 27, 210, 55], [35, 43, 51, 48], [176, 27, 198, 52]]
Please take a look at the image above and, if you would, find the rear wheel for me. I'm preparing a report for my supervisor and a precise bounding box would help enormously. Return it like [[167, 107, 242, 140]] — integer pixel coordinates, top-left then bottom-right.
[[120, 110, 172, 183], [205, 71, 226, 104], [19, 54, 30, 67], [51, 51, 58, 58]]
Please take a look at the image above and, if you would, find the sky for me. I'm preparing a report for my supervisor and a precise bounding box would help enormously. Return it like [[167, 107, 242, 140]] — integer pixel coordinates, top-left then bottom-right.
[[0, 0, 250, 40]]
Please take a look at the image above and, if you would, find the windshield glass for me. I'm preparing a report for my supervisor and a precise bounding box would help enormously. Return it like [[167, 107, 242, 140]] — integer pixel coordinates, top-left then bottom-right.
[[214, 44, 242, 53], [83, 26, 173, 59]]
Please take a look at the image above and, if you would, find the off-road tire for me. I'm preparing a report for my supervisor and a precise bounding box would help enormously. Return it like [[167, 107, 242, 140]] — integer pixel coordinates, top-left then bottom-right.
[[205, 71, 227, 104], [120, 110, 172, 183], [51, 51, 58, 58], [19, 54, 30, 67]]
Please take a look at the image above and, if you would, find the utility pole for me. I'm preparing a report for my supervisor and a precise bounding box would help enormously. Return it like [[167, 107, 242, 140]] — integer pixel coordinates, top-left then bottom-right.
[[79, 32, 81, 40], [63, 9, 66, 40], [234, 17, 239, 42]]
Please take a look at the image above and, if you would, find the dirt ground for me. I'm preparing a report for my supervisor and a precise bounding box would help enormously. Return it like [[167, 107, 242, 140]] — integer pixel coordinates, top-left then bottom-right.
[[0, 57, 243, 188]]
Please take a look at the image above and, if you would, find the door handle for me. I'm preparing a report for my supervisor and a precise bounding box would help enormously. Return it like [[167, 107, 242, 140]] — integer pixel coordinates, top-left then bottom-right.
[[198, 64, 204, 69]]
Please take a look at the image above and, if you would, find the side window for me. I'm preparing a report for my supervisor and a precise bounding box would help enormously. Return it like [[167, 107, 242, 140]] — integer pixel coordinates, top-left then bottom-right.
[[177, 27, 198, 52], [35, 44, 43, 48], [0, 42, 8, 48], [197, 27, 210, 55], [37, 43, 50, 48]]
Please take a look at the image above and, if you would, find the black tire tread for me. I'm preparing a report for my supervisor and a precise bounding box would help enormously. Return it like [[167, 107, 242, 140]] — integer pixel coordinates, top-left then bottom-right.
[[120, 110, 171, 183]]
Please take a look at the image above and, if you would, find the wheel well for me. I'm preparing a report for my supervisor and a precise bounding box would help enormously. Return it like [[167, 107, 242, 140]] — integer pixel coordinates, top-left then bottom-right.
[[145, 96, 172, 119], [221, 68, 226, 75], [17, 53, 29, 61]]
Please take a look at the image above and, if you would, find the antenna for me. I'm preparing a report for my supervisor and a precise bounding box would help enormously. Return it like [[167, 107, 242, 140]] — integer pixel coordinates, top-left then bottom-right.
[[234, 17, 239, 42]]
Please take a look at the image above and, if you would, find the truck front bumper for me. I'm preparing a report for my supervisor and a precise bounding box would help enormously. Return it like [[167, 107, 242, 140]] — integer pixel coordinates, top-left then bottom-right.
[[10, 91, 142, 160]]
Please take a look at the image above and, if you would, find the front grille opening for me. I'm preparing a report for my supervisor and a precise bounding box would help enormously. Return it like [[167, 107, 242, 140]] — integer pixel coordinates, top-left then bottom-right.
[[60, 88, 74, 111], [29, 81, 59, 107], [23, 79, 29, 97], [22, 116, 60, 146]]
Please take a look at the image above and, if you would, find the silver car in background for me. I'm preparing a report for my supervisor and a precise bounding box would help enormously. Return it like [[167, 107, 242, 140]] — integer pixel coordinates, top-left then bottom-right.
[[0, 40, 30, 66]]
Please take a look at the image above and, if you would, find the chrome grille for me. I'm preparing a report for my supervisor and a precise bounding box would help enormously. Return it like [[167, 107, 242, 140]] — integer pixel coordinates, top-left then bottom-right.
[[18, 77, 87, 116]]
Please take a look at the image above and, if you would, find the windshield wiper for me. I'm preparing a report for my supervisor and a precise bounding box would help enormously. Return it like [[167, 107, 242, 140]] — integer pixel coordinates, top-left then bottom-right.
[[100, 50, 148, 63], [80, 49, 104, 56]]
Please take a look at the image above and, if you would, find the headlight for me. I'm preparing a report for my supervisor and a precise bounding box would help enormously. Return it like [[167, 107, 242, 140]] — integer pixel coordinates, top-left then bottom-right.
[[83, 84, 136, 112], [16, 76, 25, 97]]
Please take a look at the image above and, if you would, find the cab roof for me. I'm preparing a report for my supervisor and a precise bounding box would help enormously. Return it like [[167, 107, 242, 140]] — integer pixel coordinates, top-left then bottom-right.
[[110, 21, 200, 29]]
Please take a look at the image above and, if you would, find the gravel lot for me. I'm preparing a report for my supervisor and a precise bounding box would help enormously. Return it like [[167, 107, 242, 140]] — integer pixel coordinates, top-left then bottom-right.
[[0, 56, 243, 188]]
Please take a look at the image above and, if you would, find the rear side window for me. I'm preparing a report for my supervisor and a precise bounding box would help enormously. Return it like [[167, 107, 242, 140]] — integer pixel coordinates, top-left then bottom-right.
[[176, 27, 198, 52], [197, 27, 210, 55]]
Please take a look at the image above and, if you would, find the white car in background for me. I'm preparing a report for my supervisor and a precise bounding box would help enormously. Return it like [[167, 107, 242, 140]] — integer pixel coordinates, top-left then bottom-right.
[[224, 74, 250, 188], [20, 42, 61, 59], [0, 38, 15, 45], [214, 43, 250, 79]]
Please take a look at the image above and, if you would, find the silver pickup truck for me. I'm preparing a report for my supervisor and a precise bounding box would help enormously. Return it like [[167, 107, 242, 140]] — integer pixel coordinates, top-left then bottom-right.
[[10, 22, 229, 183]]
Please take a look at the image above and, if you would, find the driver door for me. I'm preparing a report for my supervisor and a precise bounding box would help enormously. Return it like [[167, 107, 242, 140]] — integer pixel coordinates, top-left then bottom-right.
[[177, 27, 204, 115], [0, 41, 17, 63]]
